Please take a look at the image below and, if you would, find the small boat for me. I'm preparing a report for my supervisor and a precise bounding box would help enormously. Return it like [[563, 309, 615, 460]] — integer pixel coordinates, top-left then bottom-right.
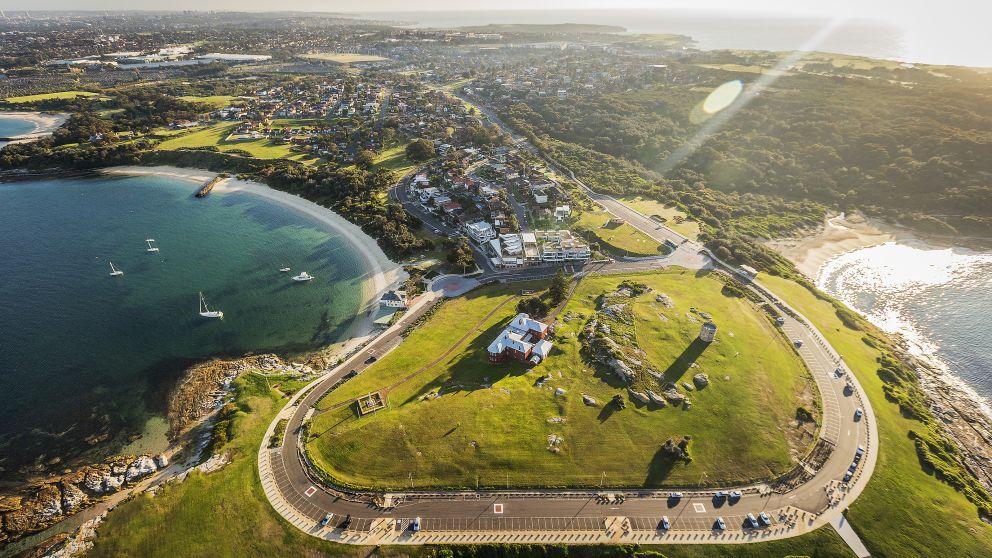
[[279, 267, 291, 272], [145, 239, 160, 253], [108, 261, 124, 277], [198, 292, 224, 319], [292, 271, 314, 282]]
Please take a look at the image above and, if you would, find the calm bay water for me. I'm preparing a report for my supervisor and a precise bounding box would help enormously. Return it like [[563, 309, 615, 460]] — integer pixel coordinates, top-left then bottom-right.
[[817, 242, 992, 407], [0, 174, 369, 478], [0, 116, 38, 149]]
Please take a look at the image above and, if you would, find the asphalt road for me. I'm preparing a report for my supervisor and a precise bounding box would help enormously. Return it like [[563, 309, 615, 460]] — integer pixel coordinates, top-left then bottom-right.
[[259, 94, 878, 551]]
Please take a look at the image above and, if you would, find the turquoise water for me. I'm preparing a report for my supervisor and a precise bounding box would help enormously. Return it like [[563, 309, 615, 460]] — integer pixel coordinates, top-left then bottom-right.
[[0, 115, 38, 149], [0, 174, 370, 478]]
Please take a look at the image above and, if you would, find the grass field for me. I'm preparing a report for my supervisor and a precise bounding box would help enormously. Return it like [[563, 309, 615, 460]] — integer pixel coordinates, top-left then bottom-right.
[[300, 53, 388, 65], [179, 95, 238, 108], [155, 122, 316, 163], [84, 366, 854, 557], [372, 143, 417, 175], [761, 275, 992, 558], [620, 197, 701, 241], [4, 90, 98, 103], [572, 211, 669, 257], [307, 270, 815, 490]]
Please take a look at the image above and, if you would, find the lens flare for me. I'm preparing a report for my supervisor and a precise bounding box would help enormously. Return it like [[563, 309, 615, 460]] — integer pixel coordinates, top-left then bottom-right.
[[703, 80, 743, 114], [689, 80, 744, 124]]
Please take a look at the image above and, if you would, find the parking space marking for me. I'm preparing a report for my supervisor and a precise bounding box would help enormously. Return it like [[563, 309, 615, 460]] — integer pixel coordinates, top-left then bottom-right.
[[693, 503, 706, 513], [304, 486, 317, 497], [493, 503, 504, 514]]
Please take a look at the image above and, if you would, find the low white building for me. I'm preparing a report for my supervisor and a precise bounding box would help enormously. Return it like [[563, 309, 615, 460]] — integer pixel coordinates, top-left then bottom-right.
[[537, 230, 591, 262], [465, 221, 497, 243], [554, 205, 571, 221], [379, 290, 408, 308]]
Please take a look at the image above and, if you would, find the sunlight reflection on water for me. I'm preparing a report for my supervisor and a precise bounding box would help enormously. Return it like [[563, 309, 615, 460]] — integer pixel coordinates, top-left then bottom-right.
[[817, 242, 992, 403]]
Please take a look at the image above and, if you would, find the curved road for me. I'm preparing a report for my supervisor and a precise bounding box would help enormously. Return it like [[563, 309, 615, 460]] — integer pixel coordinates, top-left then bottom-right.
[[258, 98, 878, 552]]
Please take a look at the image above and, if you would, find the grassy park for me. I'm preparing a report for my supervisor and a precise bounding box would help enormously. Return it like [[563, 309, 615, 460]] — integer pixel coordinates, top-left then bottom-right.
[[619, 197, 701, 241], [154, 122, 316, 163], [4, 90, 99, 103], [85, 367, 853, 558], [300, 53, 388, 65], [760, 275, 992, 558], [572, 210, 669, 257], [306, 270, 816, 490], [178, 94, 239, 108]]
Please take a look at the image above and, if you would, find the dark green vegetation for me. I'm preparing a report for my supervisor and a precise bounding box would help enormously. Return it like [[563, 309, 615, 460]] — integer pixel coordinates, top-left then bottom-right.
[[499, 57, 992, 273], [761, 276, 992, 557]]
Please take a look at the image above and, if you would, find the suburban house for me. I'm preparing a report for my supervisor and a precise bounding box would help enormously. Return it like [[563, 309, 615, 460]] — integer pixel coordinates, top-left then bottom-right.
[[379, 290, 408, 308], [487, 313, 553, 365]]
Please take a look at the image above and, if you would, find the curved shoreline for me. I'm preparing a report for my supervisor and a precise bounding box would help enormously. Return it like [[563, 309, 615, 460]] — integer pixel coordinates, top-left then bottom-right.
[[0, 111, 69, 139], [103, 165, 406, 343]]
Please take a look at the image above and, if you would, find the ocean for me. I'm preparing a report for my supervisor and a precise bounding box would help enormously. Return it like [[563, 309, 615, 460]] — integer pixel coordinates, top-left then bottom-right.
[[0, 173, 371, 479], [817, 242, 992, 410], [357, 9, 991, 68]]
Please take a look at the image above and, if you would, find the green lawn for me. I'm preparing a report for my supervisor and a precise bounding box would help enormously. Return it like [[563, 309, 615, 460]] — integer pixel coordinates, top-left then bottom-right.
[[373, 143, 417, 175], [4, 90, 98, 103], [573, 211, 669, 257], [178, 95, 238, 108], [620, 197, 701, 241], [83, 309, 853, 558], [307, 270, 815, 490], [760, 275, 992, 558], [155, 122, 315, 163]]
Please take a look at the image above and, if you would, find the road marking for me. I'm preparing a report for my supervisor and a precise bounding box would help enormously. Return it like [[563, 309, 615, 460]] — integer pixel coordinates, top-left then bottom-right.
[[304, 486, 317, 497], [493, 503, 504, 514], [693, 503, 706, 513]]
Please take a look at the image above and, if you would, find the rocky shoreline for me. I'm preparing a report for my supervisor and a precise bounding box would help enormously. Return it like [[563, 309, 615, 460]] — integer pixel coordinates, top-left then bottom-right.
[[0, 353, 311, 552]]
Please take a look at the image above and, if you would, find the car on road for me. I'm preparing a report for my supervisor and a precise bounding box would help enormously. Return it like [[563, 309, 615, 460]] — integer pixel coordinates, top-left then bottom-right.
[[659, 516, 671, 530], [843, 471, 853, 482], [729, 490, 742, 501], [364, 355, 377, 364], [714, 491, 727, 500], [715, 517, 726, 531], [411, 517, 421, 532], [855, 445, 865, 460], [758, 512, 772, 526], [433, 229, 441, 234], [320, 513, 333, 527], [848, 461, 858, 473], [794, 339, 804, 348], [844, 383, 854, 396], [669, 492, 683, 501], [835, 367, 845, 376], [343, 370, 358, 379], [340, 514, 351, 528], [745, 513, 758, 528], [775, 316, 786, 326], [854, 408, 864, 421]]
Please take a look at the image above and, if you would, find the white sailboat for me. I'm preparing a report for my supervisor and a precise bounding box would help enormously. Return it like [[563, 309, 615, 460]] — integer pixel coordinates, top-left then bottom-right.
[[198, 292, 224, 319], [291, 271, 314, 282], [279, 267, 291, 272], [145, 239, 160, 253], [108, 261, 124, 277]]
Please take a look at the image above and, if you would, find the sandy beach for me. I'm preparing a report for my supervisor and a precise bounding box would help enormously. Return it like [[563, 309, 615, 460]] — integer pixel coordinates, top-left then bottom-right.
[[0, 111, 69, 139], [765, 212, 902, 279], [103, 165, 407, 354]]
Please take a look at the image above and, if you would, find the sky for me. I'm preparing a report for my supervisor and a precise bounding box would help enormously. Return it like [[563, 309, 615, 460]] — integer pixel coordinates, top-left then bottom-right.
[[3, 1, 989, 67]]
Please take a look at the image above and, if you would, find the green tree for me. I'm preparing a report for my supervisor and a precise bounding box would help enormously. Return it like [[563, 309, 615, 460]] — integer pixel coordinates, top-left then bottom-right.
[[447, 239, 475, 274], [516, 296, 549, 318], [354, 149, 376, 169], [549, 269, 569, 305], [406, 138, 436, 162]]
